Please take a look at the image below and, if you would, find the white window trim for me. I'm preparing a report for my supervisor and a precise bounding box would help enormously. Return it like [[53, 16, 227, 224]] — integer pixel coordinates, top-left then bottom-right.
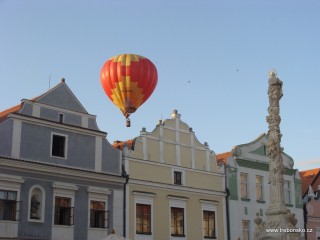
[[168, 197, 187, 240], [50, 132, 68, 159], [28, 185, 46, 223], [201, 201, 218, 240], [133, 192, 154, 240], [52, 182, 77, 227], [172, 168, 185, 185], [87, 186, 111, 229]]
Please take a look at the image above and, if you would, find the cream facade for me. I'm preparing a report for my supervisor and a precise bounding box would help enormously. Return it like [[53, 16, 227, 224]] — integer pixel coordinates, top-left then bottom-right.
[[119, 110, 227, 240]]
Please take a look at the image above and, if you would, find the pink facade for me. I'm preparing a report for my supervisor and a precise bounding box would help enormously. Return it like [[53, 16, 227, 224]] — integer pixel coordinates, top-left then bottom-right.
[[305, 198, 320, 239]]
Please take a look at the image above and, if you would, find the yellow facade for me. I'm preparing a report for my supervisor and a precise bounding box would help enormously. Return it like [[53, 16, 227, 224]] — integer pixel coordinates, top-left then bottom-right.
[[123, 110, 227, 240]]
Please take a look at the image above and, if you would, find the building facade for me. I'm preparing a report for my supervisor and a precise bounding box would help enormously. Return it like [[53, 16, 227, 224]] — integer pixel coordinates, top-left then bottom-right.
[[217, 133, 304, 240], [0, 80, 125, 240], [115, 110, 227, 240], [300, 168, 320, 239]]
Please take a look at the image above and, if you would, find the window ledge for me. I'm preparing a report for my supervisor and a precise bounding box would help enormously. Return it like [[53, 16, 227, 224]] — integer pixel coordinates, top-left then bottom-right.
[[241, 198, 251, 202], [256, 200, 266, 204], [53, 224, 74, 229], [28, 219, 44, 223]]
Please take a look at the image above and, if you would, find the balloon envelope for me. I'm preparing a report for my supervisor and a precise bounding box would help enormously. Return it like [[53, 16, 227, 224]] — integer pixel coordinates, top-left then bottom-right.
[[100, 54, 158, 118]]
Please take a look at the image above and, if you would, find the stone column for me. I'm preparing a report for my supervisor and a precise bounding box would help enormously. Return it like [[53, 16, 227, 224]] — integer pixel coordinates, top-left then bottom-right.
[[254, 70, 300, 240]]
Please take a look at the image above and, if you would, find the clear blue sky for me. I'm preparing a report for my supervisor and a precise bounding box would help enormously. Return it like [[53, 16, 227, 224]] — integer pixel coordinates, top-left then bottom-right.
[[1, 0, 319, 171]]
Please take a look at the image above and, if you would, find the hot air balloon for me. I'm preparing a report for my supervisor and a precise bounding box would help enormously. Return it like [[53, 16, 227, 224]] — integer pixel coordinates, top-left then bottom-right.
[[100, 54, 158, 127]]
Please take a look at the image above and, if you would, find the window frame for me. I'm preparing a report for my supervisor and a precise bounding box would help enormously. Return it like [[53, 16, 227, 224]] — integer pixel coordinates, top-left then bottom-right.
[[240, 173, 249, 199], [134, 192, 154, 239], [242, 220, 250, 240], [172, 169, 185, 186], [171, 207, 185, 237], [136, 203, 152, 235], [255, 175, 264, 201], [284, 180, 292, 205], [58, 113, 64, 123], [201, 201, 218, 240], [54, 196, 74, 226], [0, 189, 18, 221], [50, 132, 68, 159], [0, 174, 24, 222], [52, 182, 77, 228], [90, 200, 108, 229], [168, 197, 187, 239], [203, 210, 216, 239], [87, 186, 111, 230]]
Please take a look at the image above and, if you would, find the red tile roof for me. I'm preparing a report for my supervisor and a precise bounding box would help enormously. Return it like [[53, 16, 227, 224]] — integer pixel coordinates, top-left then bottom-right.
[[216, 151, 232, 165], [0, 93, 45, 122], [112, 139, 135, 150], [0, 103, 23, 122], [299, 168, 320, 197]]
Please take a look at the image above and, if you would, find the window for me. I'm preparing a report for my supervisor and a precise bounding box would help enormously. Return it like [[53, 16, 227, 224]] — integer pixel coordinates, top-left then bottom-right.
[[136, 204, 151, 234], [134, 191, 154, 238], [59, 114, 64, 123], [242, 220, 250, 240], [54, 197, 73, 225], [256, 176, 263, 201], [51, 134, 67, 158], [240, 173, 248, 199], [90, 201, 107, 228], [174, 171, 182, 185], [203, 210, 216, 238], [171, 207, 184, 237], [284, 181, 291, 204], [0, 190, 18, 221]]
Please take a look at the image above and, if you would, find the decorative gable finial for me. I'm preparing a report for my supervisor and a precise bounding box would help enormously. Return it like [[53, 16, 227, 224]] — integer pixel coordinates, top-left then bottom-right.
[[171, 109, 181, 119]]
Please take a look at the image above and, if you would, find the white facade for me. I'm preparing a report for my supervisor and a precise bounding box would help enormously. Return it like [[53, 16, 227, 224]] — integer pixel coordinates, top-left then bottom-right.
[[221, 134, 304, 240]]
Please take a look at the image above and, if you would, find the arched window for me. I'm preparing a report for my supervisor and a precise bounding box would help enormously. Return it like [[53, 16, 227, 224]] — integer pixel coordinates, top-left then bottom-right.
[[28, 185, 45, 222]]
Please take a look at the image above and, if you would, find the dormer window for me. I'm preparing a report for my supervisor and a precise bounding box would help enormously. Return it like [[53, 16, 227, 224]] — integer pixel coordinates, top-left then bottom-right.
[[59, 114, 64, 123]]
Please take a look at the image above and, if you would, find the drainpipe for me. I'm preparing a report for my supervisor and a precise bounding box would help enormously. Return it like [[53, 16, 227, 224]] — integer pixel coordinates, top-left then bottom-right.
[[122, 169, 129, 238], [225, 164, 231, 240], [226, 187, 231, 240], [122, 144, 129, 239]]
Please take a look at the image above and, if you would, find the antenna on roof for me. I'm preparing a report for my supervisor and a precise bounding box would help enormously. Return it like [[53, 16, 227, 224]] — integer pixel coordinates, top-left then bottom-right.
[[49, 74, 51, 90]]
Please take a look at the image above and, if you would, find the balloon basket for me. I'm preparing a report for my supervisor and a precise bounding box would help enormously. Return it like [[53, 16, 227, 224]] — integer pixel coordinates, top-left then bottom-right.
[[126, 118, 131, 127]]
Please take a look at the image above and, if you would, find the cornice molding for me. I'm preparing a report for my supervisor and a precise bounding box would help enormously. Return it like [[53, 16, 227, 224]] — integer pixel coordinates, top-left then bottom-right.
[[0, 156, 125, 185], [9, 113, 106, 137], [129, 179, 226, 197]]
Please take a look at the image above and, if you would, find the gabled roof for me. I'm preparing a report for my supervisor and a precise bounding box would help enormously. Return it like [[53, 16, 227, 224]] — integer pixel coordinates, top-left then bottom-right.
[[299, 168, 320, 197], [0, 79, 88, 122], [35, 79, 88, 113]]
